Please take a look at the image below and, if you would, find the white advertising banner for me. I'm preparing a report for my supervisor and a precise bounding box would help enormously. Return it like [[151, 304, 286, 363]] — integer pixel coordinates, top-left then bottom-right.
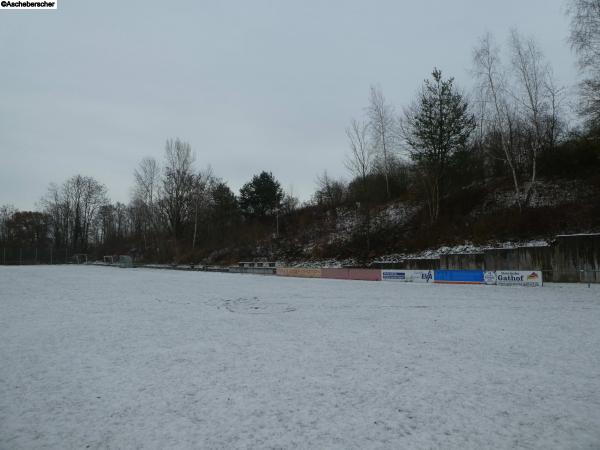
[[411, 270, 435, 283], [381, 270, 411, 281], [484, 271, 497, 285], [495, 271, 543, 287], [381, 270, 434, 283]]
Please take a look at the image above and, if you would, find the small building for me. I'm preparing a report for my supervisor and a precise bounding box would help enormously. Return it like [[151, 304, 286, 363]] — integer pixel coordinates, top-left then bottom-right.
[[231, 261, 281, 275], [238, 261, 280, 269]]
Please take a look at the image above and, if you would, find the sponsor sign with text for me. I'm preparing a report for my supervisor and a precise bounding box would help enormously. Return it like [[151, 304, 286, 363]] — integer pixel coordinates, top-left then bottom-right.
[[433, 270, 484, 284], [381, 270, 409, 281], [484, 271, 497, 285], [412, 270, 434, 283], [495, 271, 543, 287], [381, 270, 434, 283]]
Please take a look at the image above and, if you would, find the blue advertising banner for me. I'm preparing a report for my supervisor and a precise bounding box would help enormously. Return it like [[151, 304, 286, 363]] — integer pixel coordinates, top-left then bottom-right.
[[433, 270, 484, 284]]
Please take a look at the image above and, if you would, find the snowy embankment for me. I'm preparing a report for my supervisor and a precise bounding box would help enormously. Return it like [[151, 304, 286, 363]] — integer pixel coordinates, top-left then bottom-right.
[[288, 239, 551, 268], [1, 266, 599, 449]]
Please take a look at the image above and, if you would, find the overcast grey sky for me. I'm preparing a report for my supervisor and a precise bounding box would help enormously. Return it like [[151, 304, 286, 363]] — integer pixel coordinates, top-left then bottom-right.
[[0, 0, 576, 210]]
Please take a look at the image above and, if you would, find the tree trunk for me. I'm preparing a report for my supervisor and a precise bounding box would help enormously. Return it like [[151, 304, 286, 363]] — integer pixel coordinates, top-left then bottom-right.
[[192, 209, 198, 249], [523, 143, 538, 207], [509, 162, 522, 212], [382, 147, 391, 199]]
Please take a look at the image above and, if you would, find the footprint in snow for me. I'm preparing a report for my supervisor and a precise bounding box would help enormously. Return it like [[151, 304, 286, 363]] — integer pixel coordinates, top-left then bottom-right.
[[224, 297, 296, 314]]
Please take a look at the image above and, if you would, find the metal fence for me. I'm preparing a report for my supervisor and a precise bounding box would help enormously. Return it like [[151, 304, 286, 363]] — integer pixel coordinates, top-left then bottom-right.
[[0, 247, 75, 265], [540, 269, 600, 285], [579, 270, 600, 287]]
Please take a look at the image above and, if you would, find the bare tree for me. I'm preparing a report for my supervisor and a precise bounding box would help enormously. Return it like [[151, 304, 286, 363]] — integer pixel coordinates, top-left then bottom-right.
[[40, 183, 67, 248], [568, 0, 600, 127], [280, 191, 299, 215], [191, 166, 214, 250], [80, 176, 108, 249], [569, 0, 600, 70], [473, 33, 524, 209], [134, 157, 161, 207], [367, 85, 396, 199], [41, 175, 107, 251], [66, 175, 108, 250], [509, 30, 547, 204], [0, 204, 17, 243], [473, 32, 563, 209], [314, 171, 346, 209], [345, 119, 373, 189], [133, 157, 161, 250], [544, 70, 567, 149], [510, 30, 566, 204], [161, 138, 196, 241], [345, 118, 374, 251]]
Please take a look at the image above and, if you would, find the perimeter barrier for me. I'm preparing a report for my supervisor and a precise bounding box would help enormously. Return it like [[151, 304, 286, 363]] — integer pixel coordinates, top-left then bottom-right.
[[433, 270, 485, 285], [0, 247, 74, 265], [276, 268, 543, 286], [276, 267, 322, 278], [229, 266, 276, 275], [485, 270, 543, 287], [380, 269, 544, 287], [321, 268, 381, 281], [381, 269, 434, 283]]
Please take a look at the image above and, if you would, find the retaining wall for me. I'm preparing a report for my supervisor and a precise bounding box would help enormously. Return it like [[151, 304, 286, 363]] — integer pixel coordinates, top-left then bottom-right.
[[439, 253, 485, 270], [553, 234, 600, 283], [229, 267, 276, 275], [321, 268, 381, 281], [276, 267, 322, 278], [403, 234, 598, 283], [371, 258, 439, 270], [483, 247, 553, 270], [273, 233, 599, 283]]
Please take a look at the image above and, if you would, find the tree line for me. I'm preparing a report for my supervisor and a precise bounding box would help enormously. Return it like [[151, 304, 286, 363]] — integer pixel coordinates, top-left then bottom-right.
[[2, 6, 600, 262]]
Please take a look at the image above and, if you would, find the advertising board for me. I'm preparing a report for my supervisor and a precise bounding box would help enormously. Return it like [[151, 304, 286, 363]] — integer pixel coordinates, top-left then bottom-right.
[[411, 270, 434, 283], [381, 270, 434, 283], [433, 270, 484, 284], [484, 271, 497, 285], [495, 271, 543, 287], [381, 270, 410, 281]]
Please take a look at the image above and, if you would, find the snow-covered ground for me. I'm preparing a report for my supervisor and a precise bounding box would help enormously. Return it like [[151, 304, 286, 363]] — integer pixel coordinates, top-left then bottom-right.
[[1, 266, 599, 449]]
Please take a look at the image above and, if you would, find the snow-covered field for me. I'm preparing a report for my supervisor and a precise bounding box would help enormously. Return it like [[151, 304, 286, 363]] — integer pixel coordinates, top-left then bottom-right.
[[1, 266, 599, 450]]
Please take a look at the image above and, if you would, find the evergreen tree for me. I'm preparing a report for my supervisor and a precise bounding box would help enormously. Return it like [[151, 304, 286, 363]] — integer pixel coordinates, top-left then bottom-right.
[[239, 171, 283, 218], [402, 69, 476, 223]]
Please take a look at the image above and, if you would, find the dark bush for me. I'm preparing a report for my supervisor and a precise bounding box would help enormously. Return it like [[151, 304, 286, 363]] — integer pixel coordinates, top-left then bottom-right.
[[539, 138, 600, 178]]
